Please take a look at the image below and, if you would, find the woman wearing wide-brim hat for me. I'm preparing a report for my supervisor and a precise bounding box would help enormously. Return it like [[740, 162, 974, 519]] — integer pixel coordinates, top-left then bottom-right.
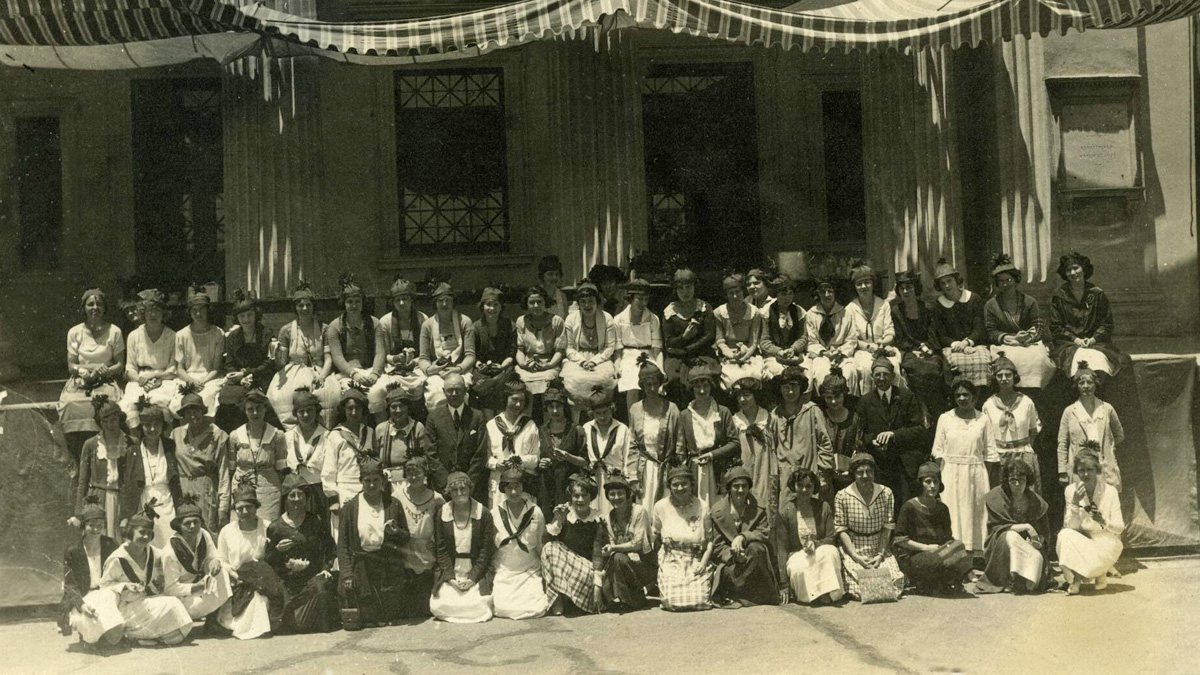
[[982, 253, 1056, 390]]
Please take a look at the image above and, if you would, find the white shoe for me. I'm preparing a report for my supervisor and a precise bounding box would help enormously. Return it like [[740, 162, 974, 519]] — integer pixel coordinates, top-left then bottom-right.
[[1094, 576, 1108, 591]]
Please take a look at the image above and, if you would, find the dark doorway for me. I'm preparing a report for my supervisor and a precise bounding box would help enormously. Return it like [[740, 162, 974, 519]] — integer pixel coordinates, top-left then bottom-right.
[[642, 62, 761, 274], [131, 78, 224, 292]]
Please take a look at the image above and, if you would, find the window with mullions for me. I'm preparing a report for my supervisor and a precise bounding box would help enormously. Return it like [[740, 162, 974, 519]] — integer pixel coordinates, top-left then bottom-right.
[[394, 69, 509, 256]]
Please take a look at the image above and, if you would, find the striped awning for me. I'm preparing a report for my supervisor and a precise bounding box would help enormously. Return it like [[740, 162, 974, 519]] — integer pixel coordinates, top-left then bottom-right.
[[3, 0, 1200, 66], [183, 0, 1200, 57]]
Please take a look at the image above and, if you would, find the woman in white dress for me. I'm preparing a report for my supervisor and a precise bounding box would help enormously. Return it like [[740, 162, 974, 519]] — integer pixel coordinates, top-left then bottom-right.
[[60, 498, 125, 647], [1057, 363, 1124, 492], [614, 278, 664, 409], [580, 385, 637, 515], [59, 287, 125, 464], [561, 282, 618, 409], [120, 289, 176, 434], [322, 387, 375, 515], [781, 468, 845, 605], [216, 480, 284, 639], [1058, 450, 1125, 595], [981, 353, 1042, 493], [931, 377, 997, 554], [846, 261, 901, 384], [430, 472, 495, 623], [805, 277, 861, 395], [171, 289, 225, 417], [100, 506, 193, 645], [161, 495, 232, 621], [128, 404, 180, 548], [267, 281, 339, 429], [490, 467, 551, 619]]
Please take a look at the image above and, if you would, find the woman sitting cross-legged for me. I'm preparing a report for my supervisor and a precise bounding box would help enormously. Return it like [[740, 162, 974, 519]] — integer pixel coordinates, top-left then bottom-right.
[[780, 468, 844, 606], [160, 495, 232, 625], [429, 471, 496, 623], [1057, 450, 1125, 596], [266, 473, 340, 633], [973, 457, 1051, 594], [596, 472, 657, 612], [541, 473, 606, 615], [652, 465, 716, 612], [337, 458, 410, 629], [59, 497, 125, 649], [708, 466, 781, 607], [100, 504, 194, 646], [215, 479, 288, 639], [892, 462, 974, 596], [490, 466, 551, 619]]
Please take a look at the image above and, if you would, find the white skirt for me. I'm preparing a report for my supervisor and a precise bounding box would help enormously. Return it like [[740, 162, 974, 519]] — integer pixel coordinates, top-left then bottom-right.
[[850, 349, 905, 389], [718, 356, 765, 390], [168, 379, 222, 417], [763, 355, 807, 379], [179, 569, 233, 620], [786, 545, 846, 604], [1056, 529, 1123, 579], [368, 371, 426, 415], [807, 356, 864, 395], [941, 461, 989, 553], [119, 594, 192, 640], [561, 360, 617, 405], [218, 591, 272, 640], [70, 589, 125, 643], [120, 381, 177, 429], [1069, 348, 1115, 376], [424, 373, 474, 412], [1003, 530, 1045, 586], [430, 576, 494, 624], [267, 364, 342, 429], [492, 566, 550, 620], [990, 344, 1056, 389], [515, 365, 561, 395], [617, 349, 664, 392], [641, 460, 663, 515]]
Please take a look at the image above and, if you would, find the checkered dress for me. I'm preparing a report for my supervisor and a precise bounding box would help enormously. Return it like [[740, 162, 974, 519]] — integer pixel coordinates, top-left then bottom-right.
[[942, 347, 994, 387], [834, 484, 905, 596], [653, 498, 714, 611], [540, 541, 599, 613]]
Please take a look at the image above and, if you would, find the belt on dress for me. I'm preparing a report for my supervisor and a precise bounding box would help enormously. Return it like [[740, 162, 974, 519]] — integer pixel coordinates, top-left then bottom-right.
[[455, 552, 473, 559], [997, 438, 1032, 450], [88, 483, 121, 492], [846, 527, 883, 537]]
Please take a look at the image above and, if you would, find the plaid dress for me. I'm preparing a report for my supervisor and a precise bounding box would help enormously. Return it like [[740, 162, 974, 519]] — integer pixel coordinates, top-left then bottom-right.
[[653, 497, 714, 611], [540, 510, 602, 613], [930, 290, 994, 387], [834, 484, 905, 597]]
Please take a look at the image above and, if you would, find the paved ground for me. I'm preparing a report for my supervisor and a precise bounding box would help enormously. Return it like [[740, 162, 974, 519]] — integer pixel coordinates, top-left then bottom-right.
[[3, 555, 1197, 675]]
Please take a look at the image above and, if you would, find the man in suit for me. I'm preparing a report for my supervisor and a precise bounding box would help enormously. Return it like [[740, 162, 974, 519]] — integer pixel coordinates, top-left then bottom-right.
[[855, 354, 931, 511], [425, 373, 489, 503]]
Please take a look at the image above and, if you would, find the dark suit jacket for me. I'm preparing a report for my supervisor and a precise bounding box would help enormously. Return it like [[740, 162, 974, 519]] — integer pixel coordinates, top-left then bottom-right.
[[431, 501, 496, 595], [59, 536, 118, 630], [425, 406, 489, 503], [855, 387, 930, 478], [119, 438, 183, 521], [708, 495, 771, 565], [337, 493, 410, 583]]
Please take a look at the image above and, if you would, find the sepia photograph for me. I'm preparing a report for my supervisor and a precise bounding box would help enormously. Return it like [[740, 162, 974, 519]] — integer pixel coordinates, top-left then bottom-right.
[[0, 0, 1198, 671]]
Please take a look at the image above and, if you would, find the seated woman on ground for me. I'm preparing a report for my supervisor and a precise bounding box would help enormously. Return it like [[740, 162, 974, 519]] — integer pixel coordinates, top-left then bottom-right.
[[541, 473, 606, 615], [780, 468, 845, 606], [101, 504, 194, 646], [1057, 450, 1125, 596], [490, 466, 551, 620], [596, 472, 657, 612], [973, 457, 1050, 594], [708, 466, 781, 607], [266, 473, 340, 633], [216, 479, 287, 639], [652, 466, 716, 612], [60, 497, 125, 649], [429, 471, 496, 624], [892, 462, 974, 596], [834, 453, 906, 600], [161, 495, 232, 624], [336, 458, 411, 629]]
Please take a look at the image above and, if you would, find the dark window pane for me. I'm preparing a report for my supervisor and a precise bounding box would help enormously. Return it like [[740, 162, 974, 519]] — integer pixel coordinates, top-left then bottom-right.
[[394, 70, 509, 256], [822, 91, 866, 244], [16, 117, 63, 270]]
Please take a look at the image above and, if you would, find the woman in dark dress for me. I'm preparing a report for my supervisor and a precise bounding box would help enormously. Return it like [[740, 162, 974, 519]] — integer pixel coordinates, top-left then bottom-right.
[[471, 286, 518, 417], [709, 466, 780, 607], [539, 380, 588, 512], [662, 268, 717, 402], [1048, 252, 1126, 385], [974, 457, 1051, 594], [337, 457, 410, 629], [890, 270, 949, 418], [929, 258, 993, 388], [892, 462, 973, 594], [597, 473, 656, 611], [216, 290, 278, 432], [266, 474, 340, 633], [818, 366, 861, 498]]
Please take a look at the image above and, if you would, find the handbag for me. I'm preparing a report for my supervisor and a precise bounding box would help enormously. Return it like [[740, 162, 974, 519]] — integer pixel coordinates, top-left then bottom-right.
[[933, 539, 969, 565], [856, 565, 901, 604]]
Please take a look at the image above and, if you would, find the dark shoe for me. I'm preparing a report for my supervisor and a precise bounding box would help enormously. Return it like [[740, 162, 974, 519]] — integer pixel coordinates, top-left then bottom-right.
[[711, 597, 741, 610]]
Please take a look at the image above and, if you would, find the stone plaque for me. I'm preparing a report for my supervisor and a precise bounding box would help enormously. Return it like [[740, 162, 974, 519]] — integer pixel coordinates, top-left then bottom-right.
[[1060, 99, 1136, 190]]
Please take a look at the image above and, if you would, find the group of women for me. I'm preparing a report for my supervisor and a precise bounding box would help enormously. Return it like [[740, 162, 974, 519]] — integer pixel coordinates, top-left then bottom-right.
[[57, 251, 1131, 650]]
